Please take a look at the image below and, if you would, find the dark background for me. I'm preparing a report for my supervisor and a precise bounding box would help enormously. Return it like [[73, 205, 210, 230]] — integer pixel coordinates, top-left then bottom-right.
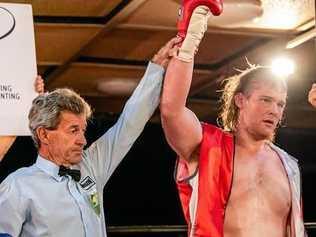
[[1, 115, 316, 236]]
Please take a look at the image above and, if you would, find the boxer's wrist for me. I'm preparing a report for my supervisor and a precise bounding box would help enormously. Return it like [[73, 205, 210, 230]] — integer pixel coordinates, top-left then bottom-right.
[[176, 6, 209, 62]]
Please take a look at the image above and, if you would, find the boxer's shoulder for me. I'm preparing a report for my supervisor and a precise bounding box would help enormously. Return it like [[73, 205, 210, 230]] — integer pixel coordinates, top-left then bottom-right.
[[270, 143, 298, 163]]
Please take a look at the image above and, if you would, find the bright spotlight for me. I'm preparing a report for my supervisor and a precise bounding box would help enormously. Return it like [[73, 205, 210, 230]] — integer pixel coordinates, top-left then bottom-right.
[[271, 57, 295, 78], [264, 8, 298, 29]]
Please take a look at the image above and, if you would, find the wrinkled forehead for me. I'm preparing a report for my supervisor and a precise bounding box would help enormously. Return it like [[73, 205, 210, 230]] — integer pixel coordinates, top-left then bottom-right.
[[58, 111, 87, 127], [246, 75, 287, 95], [247, 80, 288, 103]]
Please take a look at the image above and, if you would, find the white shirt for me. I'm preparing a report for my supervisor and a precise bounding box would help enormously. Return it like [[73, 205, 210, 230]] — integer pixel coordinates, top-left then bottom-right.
[[0, 62, 164, 237]]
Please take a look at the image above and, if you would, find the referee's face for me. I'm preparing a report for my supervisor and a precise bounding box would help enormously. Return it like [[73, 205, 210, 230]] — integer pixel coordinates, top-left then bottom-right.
[[45, 111, 87, 166]]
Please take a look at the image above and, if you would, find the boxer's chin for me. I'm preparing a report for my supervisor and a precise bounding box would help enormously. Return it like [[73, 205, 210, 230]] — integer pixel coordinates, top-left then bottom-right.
[[253, 126, 276, 141]]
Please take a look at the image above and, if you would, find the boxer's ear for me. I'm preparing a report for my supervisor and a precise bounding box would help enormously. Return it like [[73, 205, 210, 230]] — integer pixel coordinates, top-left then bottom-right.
[[234, 92, 246, 109]]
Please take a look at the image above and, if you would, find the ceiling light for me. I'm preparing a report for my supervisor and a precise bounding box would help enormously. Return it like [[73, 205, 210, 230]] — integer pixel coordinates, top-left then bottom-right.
[[96, 79, 138, 96], [264, 7, 298, 28], [271, 57, 295, 78]]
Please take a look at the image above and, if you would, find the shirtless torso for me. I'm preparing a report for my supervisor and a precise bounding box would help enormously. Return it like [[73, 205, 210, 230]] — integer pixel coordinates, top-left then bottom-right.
[[223, 143, 291, 237]]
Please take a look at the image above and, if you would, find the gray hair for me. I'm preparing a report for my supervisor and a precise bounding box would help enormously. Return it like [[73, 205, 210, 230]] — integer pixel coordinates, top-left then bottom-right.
[[28, 88, 92, 148]]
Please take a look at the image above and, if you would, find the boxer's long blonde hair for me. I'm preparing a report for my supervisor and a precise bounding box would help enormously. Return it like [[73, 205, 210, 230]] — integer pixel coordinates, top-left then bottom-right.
[[218, 63, 287, 133]]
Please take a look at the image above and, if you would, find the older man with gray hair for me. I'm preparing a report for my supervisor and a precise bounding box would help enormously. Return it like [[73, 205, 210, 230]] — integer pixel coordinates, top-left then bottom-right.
[[0, 37, 180, 237]]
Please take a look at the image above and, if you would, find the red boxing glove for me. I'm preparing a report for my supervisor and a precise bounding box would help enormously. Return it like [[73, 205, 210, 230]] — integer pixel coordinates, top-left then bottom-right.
[[177, 0, 223, 39]]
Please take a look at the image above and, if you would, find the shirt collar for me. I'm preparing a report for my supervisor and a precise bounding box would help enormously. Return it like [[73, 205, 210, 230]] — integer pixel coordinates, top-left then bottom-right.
[[35, 155, 63, 182]]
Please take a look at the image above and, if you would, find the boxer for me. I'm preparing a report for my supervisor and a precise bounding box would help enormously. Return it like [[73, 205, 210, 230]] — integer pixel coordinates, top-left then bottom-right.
[[160, 1, 307, 236]]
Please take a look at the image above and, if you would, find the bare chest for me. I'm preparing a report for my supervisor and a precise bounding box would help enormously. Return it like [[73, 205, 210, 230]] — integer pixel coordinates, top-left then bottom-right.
[[230, 153, 291, 206], [224, 149, 292, 236]]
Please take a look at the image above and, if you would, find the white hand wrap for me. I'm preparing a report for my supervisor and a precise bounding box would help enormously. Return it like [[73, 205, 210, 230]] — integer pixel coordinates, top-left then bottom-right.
[[177, 6, 210, 62]]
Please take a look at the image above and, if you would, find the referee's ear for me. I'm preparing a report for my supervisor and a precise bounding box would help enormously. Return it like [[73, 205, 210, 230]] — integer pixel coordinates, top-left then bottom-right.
[[37, 126, 49, 147]]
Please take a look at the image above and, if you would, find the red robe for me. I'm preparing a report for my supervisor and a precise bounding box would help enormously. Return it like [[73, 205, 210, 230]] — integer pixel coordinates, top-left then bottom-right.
[[175, 123, 306, 237], [176, 123, 234, 237]]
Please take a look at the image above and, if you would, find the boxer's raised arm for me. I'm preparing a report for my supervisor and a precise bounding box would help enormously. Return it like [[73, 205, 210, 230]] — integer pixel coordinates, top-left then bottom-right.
[[160, 58, 202, 161], [161, 5, 215, 161]]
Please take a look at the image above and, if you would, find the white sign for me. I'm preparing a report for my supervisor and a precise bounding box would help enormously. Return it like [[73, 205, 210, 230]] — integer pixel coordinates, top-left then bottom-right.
[[0, 3, 37, 135]]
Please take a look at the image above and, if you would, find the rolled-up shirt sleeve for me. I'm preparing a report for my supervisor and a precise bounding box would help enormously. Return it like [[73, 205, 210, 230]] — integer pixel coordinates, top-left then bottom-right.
[[83, 62, 164, 186], [0, 177, 25, 236]]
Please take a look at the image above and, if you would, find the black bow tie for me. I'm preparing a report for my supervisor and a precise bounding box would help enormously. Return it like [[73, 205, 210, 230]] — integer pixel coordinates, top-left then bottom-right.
[[58, 166, 81, 182]]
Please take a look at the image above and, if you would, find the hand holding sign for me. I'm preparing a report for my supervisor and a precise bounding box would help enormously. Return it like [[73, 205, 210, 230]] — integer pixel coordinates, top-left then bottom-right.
[[34, 76, 45, 95]]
